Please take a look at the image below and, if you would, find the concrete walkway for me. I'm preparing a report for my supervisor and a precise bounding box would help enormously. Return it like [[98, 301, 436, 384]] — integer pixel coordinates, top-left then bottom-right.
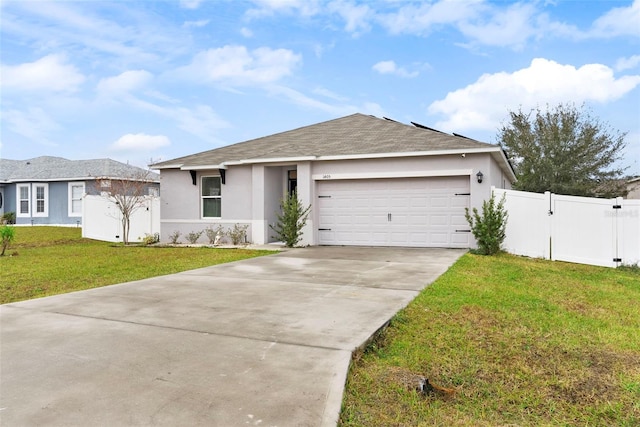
[[0, 246, 465, 426]]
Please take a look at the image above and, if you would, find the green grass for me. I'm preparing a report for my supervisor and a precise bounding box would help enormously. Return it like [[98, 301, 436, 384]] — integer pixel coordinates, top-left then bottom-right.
[[0, 226, 275, 304], [340, 253, 640, 426]]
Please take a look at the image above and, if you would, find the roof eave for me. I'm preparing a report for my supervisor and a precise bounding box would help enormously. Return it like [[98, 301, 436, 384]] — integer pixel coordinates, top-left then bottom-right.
[[151, 163, 185, 170], [163, 148, 517, 180]]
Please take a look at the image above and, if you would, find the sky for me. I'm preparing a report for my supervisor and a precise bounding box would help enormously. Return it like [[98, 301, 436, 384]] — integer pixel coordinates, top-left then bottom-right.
[[1, 0, 639, 176]]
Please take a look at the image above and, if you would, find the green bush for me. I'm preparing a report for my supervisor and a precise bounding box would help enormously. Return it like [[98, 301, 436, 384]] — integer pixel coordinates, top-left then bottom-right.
[[465, 192, 508, 255], [270, 192, 311, 248], [1, 225, 16, 256], [141, 232, 160, 245], [1, 212, 16, 224]]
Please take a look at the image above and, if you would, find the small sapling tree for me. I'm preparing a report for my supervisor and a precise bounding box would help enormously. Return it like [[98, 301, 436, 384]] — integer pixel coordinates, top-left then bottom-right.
[[1, 224, 16, 256], [270, 191, 311, 248], [96, 171, 156, 245]]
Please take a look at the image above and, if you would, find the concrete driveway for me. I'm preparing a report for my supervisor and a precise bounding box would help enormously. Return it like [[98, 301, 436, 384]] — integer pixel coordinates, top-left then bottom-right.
[[0, 246, 465, 426]]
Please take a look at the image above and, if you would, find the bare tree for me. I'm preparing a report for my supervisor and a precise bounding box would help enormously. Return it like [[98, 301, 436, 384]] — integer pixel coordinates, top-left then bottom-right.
[[95, 171, 156, 245]]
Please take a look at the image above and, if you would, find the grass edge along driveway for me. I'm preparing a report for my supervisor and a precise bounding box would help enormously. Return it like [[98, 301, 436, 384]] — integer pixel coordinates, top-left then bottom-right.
[[340, 253, 640, 427], [1, 227, 275, 304]]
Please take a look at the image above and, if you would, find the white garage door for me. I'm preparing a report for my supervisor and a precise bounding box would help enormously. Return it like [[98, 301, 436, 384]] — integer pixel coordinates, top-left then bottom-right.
[[317, 176, 471, 248]]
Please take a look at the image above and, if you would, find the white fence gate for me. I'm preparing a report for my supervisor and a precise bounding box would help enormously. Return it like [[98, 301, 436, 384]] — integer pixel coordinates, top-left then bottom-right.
[[82, 195, 160, 243], [494, 188, 640, 268]]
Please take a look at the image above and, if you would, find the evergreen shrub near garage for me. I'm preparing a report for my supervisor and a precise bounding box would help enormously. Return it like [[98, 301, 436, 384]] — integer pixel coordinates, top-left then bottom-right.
[[270, 191, 311, 248], [465, 192, 508, 255]]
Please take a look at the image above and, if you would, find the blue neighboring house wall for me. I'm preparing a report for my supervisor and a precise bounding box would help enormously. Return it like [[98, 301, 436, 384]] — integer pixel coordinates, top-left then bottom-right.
[[0, 156, 159, 226]]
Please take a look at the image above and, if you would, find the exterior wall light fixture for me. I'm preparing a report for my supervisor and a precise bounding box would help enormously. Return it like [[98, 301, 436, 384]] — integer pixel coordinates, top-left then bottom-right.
[[476, 171, 484, 183]]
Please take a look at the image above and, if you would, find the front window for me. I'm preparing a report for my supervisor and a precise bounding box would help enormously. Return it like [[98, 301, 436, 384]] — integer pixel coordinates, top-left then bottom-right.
[[202, 176, 221, 218], [33, 183, 48, 217], [18, 185, 30, 216], [69, 182, 85, 217]]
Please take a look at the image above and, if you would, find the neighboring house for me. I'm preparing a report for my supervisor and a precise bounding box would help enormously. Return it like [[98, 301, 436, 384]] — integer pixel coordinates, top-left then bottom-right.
[[0, 156, 159, 226], [627, 177, 640, 199], [151, 113, 516, 248]]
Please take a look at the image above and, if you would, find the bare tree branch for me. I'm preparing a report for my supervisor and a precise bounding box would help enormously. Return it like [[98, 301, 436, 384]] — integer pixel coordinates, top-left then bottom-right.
[[94, 171, 157, 244]]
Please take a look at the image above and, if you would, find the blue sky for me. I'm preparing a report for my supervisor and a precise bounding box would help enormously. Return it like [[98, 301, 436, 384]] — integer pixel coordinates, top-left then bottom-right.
[[1, 0, 639, 175]]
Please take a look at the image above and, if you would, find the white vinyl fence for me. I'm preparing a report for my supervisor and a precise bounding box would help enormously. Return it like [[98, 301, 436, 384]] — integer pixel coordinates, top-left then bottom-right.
[[82, 195, 160, 243], [494, 188, 640, 268]]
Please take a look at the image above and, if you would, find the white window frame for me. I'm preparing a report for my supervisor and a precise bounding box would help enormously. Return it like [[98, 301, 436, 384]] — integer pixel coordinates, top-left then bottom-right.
[[17, 184, 30, 217], [201, 176, 222, 218], [68, 182, 85, 217], [32, 183, 49, 217]]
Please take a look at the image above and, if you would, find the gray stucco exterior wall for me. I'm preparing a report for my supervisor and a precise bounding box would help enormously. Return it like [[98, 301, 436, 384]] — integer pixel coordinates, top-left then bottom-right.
[[157, 152, 511, 246]]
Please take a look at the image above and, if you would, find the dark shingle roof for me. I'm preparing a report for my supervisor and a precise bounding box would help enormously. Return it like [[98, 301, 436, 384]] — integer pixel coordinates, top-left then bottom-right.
[[152, 113, 499, 169], [0, 156, 159, 182]]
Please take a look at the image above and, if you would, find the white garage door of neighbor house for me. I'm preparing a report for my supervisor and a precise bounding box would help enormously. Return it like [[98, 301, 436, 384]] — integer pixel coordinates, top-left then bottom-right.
[[317, 176, 471, 248]]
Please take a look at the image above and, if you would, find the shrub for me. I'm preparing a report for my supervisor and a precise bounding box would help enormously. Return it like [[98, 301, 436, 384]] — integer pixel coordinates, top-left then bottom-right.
[[228, 224, 249, 245], [1, 225, 16, 256], [1, 212, 16, 225], [465, 192, 508, 255], [141, 232, 160, 245], [205, 225, 225, 245], [270, 192, 311, 248], [168, 230, 182, 244], [185, 230, 204, 244]]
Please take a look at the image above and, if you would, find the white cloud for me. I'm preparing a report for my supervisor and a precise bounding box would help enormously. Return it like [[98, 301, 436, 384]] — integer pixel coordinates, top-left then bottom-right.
[[183, 19, 210, 28], [312, 86, 348, 102], [246, 0, 321, 18], [428, 58, 640, 133], [328, 0, 372, 35], [118, 94, 230, 144], [96, 70, 153, 97], [179, 0, 203, 10], [110, 133, 171, 151], [173, 105, 230, 143], [266, 85, 386, 118], [378, 1, 481, 36], [590, 0, 640, 38], [372, 60, 418, 78], [374, 1, 586, 50], [177, 45, 302, 86], [616, 55, 640, 72], [2, 108, 61, 145], [2, 1, 189, 67], [0, 54, 85, 92], [240, 27, 253, 37], [457, 2, 539, 50]]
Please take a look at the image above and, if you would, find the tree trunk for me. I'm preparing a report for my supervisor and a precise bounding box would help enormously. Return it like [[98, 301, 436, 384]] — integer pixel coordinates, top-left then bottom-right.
[[122, 216, 130, 245]]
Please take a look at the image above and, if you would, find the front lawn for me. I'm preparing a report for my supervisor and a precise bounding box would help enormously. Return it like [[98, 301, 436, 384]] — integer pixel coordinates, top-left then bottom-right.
[[340, 253, 640, 426], [0, 227, 274, 304]]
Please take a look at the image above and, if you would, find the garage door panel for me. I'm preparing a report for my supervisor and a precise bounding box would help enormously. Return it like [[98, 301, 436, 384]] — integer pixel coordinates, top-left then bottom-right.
[[451, 233, 471, 244], [317, 176, 470, 248], [410, 198, 428, 208], [430, 197, 449, 208], [451, 196, 470, 208], [408, 215, 428, 225], [451, 214, 469, 227], [429, 215, 449, 226], [429, 233, 449, 245]]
